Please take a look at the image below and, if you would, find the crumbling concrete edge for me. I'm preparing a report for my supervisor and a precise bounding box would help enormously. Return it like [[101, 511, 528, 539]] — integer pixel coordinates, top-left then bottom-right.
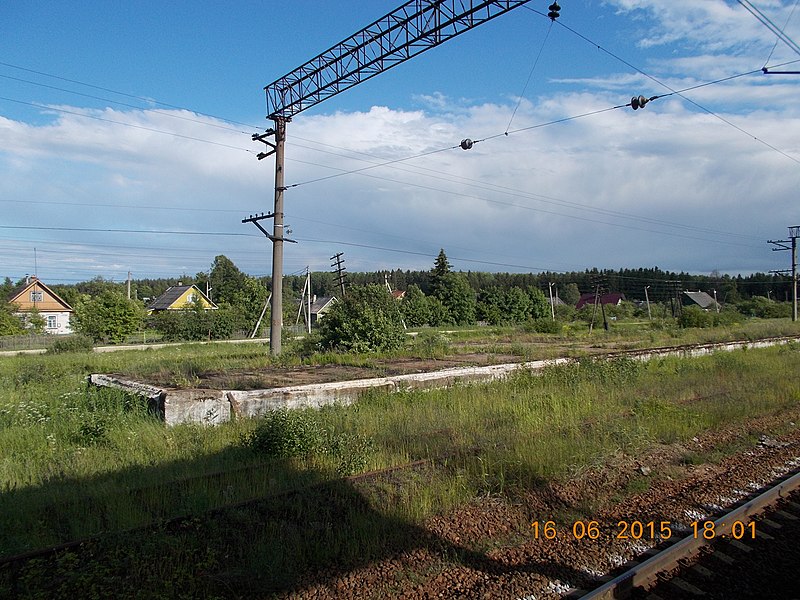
[[88, 336, 798, 426]]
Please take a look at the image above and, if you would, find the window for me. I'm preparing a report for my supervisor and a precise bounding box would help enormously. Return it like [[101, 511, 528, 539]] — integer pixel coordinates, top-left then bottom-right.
[[47, 315, 58, 329], [30, 291, 43, 302], [187, 293, 197, 303]]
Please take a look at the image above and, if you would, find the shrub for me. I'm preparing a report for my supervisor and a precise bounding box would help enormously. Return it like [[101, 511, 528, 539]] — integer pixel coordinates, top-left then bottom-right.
[[412, 331, 451, 359], [47, 334, 94, 354], [525, 317, 562, 334], [245, 410, 324, 459], [317, 284, 406, 353]]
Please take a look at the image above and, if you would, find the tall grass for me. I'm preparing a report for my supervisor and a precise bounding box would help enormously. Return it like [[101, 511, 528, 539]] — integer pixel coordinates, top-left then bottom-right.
[[0, 331, 798, 560]]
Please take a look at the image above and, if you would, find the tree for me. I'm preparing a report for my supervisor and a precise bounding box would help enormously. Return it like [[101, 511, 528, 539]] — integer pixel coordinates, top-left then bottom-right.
[[400, 284, 431, 327], [72, 290, 145, 343], [0, 302, 24, 336], [318, 284, 406, 353], [436, 273, 476, 326], [24, 307, 47, 334], [429, 248, 452, 298], [526, 286, 550, 320], [559, 283, 581, 307]]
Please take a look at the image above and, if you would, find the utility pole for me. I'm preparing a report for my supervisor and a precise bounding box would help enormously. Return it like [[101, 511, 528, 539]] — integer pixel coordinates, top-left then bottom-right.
[[243, 202, 296, 354], [667, 280, 682, 318], [768, 225, 799, 322], [548, 282, 556, 321], [331, 252, 347, 297], [644, 285, 652, 320], [252, 1, 545, 354], [126, 271, 132, 300]]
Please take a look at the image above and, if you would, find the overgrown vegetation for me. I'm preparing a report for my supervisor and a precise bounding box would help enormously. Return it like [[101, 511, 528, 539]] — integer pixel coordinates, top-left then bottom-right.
[[0, 344, 798, 596]]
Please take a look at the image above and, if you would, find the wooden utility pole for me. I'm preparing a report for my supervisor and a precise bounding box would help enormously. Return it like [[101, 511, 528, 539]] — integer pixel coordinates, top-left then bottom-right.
[[331, 252, 347, 297], [254, 0, 542, 354]]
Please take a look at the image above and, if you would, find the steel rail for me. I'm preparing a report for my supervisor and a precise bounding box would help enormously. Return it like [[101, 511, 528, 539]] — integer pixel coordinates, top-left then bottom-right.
[[580, 468, 800, 599]]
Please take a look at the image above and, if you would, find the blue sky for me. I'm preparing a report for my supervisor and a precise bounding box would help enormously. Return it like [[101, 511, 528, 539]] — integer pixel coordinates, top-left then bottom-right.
[[1, 1, 799, 285]]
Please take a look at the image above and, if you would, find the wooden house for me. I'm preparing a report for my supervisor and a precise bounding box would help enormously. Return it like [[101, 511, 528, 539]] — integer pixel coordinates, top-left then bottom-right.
[[7, 276, 73, 334], [147, 284, 217, 313]]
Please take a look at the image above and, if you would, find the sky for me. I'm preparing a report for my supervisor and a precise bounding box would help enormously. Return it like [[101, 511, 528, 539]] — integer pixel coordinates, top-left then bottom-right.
[[1, 0, 799, 285]]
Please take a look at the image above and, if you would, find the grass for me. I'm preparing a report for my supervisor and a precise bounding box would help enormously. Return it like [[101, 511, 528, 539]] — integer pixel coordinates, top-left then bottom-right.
[[0, 322, 799, 596]]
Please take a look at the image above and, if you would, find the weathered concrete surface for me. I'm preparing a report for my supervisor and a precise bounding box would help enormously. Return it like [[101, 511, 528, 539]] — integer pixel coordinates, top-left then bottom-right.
[[89, 336, 798, 426]]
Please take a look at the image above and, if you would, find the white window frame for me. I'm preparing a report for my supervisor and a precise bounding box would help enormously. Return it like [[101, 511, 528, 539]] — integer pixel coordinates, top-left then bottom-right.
[[47, 315, 58, 329]]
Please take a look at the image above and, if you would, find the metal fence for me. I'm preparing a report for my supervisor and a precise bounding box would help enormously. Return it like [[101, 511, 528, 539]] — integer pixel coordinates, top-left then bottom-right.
[[0, 334, 61, 352]]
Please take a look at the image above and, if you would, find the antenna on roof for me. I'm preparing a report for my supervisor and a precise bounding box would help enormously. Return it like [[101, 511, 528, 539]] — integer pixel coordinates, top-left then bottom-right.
[[34, 248, 38, 279]]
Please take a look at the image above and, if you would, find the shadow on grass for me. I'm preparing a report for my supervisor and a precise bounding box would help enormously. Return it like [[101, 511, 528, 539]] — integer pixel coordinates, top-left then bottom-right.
[[0, 440, 600, 598]]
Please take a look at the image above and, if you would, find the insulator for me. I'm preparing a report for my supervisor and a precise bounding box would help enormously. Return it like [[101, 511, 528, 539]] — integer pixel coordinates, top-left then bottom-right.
[[548, 2, 560, 20], [460, 138, 474, 150], [630, 95, 649, 110]]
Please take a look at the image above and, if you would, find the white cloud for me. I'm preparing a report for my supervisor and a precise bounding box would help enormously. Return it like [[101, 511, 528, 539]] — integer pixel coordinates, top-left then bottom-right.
[[1, 1, 799, 282]]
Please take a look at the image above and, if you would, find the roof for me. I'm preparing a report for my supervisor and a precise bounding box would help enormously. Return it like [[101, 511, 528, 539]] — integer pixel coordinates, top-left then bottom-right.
[[7, 277, 73, 312], [684, 290, 718, 309], [310, 296, 336, 314], [147, 285, 217, 311], [575, 292, 626, 310]]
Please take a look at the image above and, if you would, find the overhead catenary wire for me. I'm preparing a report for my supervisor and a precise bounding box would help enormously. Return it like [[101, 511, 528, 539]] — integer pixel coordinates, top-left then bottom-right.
[[760, 0, 800, 66], [505, 18, 554, 133], [738, 0, 800, 59]]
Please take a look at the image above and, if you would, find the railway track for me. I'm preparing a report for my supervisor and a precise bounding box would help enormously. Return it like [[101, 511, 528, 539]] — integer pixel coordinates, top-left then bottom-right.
[[577, 469, 800, 599]]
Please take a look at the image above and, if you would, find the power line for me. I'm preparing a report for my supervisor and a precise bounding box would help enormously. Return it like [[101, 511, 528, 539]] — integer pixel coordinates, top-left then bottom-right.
[[0, 96, 256, 155], [0, 224, 256, 237], [0, 60, 263, 131]]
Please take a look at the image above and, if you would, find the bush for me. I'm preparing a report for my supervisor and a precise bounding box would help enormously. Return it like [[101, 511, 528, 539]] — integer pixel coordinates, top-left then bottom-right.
[[149, 307, 238, 341], [244, 410, 374, 475], [525, 318, 562, 334], [317, 284, 406, 353], [245, 410, 324, 459], [412, 331, 451, 359], [72, 291, 145, 343], [47, 334, 94, 354]]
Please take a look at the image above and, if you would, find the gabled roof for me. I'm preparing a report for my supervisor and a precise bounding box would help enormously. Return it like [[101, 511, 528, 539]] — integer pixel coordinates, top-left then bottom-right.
[[310, 296, 336, 314], [147, 285, 217, 311], [684, 290, 718, 309], [575, 292, 626, 310], [7, 277, 73, 312]]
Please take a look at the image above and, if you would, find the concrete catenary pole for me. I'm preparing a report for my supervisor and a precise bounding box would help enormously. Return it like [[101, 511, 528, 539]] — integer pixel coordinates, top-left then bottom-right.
[[270, 117, 287, 355], [792, 227, 798, 322]]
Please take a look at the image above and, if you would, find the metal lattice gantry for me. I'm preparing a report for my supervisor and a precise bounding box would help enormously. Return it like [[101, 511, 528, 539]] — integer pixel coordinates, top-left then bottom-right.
[[257, 0, 542, 354], [264, 0, 533, 120]]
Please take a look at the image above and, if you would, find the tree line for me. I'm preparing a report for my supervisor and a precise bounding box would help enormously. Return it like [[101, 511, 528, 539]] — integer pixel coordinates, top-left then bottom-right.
[[0, 250, 794, 342]]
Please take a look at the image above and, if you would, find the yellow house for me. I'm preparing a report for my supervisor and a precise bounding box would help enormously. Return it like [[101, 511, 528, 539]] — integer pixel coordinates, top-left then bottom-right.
[[7, 276, 74, 334], [146, 284, 217, 314]]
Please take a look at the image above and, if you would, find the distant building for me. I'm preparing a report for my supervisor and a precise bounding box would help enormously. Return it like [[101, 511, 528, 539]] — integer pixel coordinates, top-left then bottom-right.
[[7, 276, 73, 334], [147, 284, 217, 313], [310, 296, 337, 324], [575, 292, 626, 310], [683, 290, 720, 311]]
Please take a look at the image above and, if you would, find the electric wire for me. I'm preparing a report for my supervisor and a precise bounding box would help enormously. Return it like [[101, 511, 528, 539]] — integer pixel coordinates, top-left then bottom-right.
[[505, 18, 553, 133], [0, 72, 254, 136], [1, 12, 795, 279], [0, 60, 263, 131], [738, 0, 800, 58], [543, 9, 800, 165], [763, 0, 800, 65], [0, 96, 257, 155]]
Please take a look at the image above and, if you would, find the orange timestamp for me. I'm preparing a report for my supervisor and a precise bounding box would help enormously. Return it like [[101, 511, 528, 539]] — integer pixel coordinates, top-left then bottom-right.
[[532, 520, 675, 541], [531, 519, 757, 541]]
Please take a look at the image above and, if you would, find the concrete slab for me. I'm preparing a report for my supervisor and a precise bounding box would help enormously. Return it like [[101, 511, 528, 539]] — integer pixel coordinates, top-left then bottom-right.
[[88, 337, 797, 426]]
